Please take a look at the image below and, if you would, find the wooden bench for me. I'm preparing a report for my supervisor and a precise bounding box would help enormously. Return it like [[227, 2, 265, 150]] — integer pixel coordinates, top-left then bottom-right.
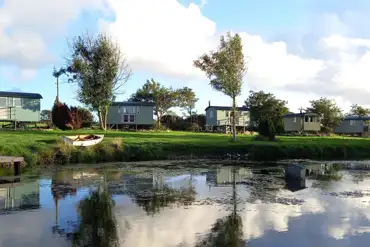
[[0, 156, 24, 177]]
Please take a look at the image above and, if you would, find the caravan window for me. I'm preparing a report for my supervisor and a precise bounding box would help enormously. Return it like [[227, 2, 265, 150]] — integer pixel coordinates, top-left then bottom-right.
[[13, 98, 22, 107], [0, 97, 6, 107]]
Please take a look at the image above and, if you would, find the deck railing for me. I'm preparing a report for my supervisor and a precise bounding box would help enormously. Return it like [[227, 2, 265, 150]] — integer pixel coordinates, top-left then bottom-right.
[[217, 117, 249, 126]]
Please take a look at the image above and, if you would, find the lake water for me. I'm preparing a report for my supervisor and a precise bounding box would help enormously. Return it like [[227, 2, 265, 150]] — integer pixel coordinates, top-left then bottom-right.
[[1, 161, 370, 247]]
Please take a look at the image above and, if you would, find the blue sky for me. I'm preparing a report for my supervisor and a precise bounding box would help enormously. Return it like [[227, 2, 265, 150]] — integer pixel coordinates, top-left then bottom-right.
[[2, 0, 370, 115]]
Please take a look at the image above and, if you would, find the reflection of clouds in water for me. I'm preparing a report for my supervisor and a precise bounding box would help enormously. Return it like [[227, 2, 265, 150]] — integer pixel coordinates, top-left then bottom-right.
[[243, 178, 370, 241], [118, 204, 227, 247], [116, 175, 370, 246], [242, 192, 325, 239], [0, 209, 68, 247], [2, 170, 370, 247]]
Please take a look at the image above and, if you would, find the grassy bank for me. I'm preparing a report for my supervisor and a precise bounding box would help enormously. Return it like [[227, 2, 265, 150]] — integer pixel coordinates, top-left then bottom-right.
[[1, 130, 370, 166]]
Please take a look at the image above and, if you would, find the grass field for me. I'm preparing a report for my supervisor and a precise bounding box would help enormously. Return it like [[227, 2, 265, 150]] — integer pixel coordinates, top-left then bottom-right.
[[1, 130, 370, 166]]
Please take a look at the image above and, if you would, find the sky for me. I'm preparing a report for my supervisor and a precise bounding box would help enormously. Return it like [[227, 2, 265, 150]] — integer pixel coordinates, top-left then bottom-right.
[[2, 0, 370, 115]]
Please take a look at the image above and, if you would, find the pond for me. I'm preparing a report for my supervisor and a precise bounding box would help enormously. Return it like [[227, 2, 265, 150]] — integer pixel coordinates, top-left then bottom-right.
[[1, 160, 370, 247]]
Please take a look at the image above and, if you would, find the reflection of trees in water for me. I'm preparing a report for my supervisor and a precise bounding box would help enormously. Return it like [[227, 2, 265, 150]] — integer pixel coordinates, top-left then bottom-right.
[[134, 185, 197, 216], [194, 167, 244, 247], [310, 164, 344, 191], [51, 170, 77, 226], [72, 185, 119, 247]]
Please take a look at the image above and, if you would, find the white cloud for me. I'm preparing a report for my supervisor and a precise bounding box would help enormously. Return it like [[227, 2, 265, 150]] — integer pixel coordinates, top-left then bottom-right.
[[2, 0, 370, 110], [99, 0, 370, 110], [100, 0, 217, 80], [0, 0, 111, 77]]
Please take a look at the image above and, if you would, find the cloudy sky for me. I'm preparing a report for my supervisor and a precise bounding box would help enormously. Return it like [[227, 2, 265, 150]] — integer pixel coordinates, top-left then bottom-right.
[[1, 0, 370, 114]]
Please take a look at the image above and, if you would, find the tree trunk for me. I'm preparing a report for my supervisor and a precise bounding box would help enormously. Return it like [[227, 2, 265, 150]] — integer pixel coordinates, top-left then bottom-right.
[[232, 96, 237, 141], [103, 105, 108, 131], [98, 108, 106, 131]]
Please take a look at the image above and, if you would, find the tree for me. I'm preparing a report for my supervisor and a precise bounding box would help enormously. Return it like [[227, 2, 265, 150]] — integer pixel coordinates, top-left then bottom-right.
[[258, 117, 276, 141], [348, 104, 370, 117], [65, 32, 132, 131], [130, 79, 195, 127], [40, 109, 52, 122], [306, 97, 343, 132], [194, 32, 246, 141], [76, 107, 95, 127], [177, 87, 198, 117], [244, 90, 289, 131]]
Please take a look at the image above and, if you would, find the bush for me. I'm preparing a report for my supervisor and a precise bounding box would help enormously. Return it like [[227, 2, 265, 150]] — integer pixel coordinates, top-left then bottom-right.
[[52, 99, 92, 130], [187, 123, 200, 132], [258, 118, 276, 141], [52, 99, 74, 130], [77, 107, 94, 127]]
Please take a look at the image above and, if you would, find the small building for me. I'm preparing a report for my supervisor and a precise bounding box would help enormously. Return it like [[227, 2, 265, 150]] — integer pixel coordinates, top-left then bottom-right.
[[205, 101, 250, 132], [334, 115, 370, 136], [107, 101, 155, 129], [282, 112, 321, 133], [0, 91, 43, 123]]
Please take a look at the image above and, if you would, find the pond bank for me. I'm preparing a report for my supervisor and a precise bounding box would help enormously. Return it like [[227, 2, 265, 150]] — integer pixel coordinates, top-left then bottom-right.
[[1, 130, 370, 166], [8, 141, 370, 167]]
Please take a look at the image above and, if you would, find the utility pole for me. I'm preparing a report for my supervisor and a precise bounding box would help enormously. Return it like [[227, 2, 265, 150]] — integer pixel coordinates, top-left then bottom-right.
[[299, 107, 304, 133], [56, 76, 59, 102]]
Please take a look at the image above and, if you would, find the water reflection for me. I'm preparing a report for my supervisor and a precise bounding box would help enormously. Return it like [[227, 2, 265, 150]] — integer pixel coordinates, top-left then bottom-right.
[[195, 168, 244, 247], [72, 184, 119, 247], [2, 162, 370, 247]]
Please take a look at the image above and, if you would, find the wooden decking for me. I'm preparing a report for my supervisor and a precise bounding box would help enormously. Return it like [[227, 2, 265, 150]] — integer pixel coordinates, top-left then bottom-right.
[[0, 156, 24, 163], [0, 156, 25, 179]]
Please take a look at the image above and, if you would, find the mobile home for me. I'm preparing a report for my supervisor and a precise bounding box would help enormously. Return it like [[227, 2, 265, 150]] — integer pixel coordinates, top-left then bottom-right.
[[205, 101, 250, 132], [282, 112, 321, 133], [107, 101, 155, 129], [334, 115, 370, 136], [0, 91, 42, 123]]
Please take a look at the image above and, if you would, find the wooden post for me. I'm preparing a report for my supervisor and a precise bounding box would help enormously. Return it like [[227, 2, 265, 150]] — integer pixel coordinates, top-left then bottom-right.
[[14, 161, 21, 176]]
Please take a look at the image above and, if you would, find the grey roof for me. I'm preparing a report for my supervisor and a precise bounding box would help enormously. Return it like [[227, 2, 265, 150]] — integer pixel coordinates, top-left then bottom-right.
[[111, 101, 155, 106], [205, 106, 249, 111], [344, 115, 370, 120], [0, 91, 43, 99], [283, 112, 319, 118]]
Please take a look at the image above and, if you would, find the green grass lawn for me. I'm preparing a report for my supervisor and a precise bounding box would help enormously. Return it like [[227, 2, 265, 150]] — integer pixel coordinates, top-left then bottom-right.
[[1, 129, 370, 166]]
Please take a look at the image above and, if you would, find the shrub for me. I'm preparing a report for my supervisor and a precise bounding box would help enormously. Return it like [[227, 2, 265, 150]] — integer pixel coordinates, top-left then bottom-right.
[[187, 123, 200, 132], [51, 98, 87, 130], [258, 118, 276, 141], [77, 107, 94, 127], [52, 99, 73, 130]]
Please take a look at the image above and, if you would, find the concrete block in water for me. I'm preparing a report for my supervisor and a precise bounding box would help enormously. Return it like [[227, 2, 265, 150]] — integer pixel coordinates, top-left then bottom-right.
[[285, 164, 306, 180]]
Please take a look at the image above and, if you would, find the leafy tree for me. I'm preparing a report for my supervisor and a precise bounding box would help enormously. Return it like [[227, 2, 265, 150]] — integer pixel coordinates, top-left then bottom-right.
[[40, 109, 52, 122], [130, 79, 196, 127], [306, 97, 343, 132], [130, 79, 178, 126], [348, 104, 370, 117], [65, 32, 132, 131], [244, 90, 289, 130], [194, 32, 246, 141], [177, 87, 198, 116]]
